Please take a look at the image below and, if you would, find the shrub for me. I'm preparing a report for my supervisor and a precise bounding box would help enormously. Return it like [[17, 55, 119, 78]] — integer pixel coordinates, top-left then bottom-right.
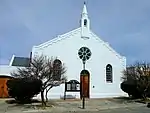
[[120, 81, 142, 98], [122, 62, 150, 100], [7, 78, 42, 103], [121, 80, 150, 99]]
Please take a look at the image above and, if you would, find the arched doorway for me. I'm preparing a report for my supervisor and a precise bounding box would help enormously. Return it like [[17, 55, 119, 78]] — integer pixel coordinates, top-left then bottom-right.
[[80, 70, 90, 98]]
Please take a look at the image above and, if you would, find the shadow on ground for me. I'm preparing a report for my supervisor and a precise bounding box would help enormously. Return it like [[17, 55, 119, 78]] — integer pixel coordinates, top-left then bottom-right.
[[5, 99, 41, 104], [113, 96, 150, 104], [4, 99, 56, 111]]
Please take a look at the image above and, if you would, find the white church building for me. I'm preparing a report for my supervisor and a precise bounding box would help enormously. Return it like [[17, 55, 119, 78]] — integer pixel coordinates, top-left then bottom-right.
[[0, 3, 127, 99], [32, 3, 126, 99]]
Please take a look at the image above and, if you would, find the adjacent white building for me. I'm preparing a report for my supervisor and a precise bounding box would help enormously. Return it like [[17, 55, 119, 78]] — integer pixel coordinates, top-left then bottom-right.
[[32, 3, 127, 99]]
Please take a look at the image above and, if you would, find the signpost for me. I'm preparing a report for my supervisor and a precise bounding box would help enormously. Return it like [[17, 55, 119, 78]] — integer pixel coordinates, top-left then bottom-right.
[[78, 47, 91, 109]]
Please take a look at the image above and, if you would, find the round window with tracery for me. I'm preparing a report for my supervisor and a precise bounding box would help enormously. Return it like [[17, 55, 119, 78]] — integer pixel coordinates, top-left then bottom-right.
[[78, 47, 91, 62]]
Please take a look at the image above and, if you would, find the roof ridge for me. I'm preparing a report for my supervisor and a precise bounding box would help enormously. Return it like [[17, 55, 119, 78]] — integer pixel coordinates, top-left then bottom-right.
[[33, 28, 81, 49], [90, 30, 125, 60]]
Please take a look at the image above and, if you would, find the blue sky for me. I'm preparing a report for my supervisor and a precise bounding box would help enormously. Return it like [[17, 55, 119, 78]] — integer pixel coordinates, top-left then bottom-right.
[[0, 0, 150, 65]]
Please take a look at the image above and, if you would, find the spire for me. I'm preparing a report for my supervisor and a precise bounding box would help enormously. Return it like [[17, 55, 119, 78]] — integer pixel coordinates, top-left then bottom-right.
[[80, 1, 90, 39], [82, 1, 88, 15], [80, 1, 90, 28]]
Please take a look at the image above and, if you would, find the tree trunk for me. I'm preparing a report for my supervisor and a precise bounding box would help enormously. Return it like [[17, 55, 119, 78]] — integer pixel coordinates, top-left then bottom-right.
[[45, 89, 48, 102], [142, 92, 147, 101], [41, 90, 46, 106], [45, 86, 53, 102]]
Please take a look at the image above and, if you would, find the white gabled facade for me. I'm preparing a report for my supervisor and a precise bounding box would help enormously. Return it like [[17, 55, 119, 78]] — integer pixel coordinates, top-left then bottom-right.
[[32, 3, 127, 99]]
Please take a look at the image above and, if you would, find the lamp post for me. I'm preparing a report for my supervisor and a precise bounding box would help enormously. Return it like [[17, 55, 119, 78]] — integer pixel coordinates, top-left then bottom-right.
[[78, 47, 91, 109]]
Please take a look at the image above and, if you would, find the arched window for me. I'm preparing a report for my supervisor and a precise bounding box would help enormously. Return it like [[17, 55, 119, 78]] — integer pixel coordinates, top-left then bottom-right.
[[84, 19, 87, 27], [106, 64, 113, 83], [53, 59, 62, 80], [53, 59, 62, 67]]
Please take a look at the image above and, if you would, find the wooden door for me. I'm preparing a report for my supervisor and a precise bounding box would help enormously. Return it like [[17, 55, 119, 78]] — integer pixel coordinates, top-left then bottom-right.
[[0, 78, 10, 98], [80, 71, 90, 98]]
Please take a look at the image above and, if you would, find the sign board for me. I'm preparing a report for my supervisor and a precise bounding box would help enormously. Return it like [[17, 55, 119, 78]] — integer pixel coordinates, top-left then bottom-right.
[[65, 80, 80, 92]]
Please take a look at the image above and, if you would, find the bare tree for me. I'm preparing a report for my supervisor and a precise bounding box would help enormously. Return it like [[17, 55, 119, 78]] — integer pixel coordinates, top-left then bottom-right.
[[11, 55, 67, 106], [122, 61, 150, 100]]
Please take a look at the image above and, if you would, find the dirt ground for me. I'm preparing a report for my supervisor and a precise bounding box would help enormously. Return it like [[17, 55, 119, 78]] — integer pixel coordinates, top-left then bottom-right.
[[0, 97, 147, 113]]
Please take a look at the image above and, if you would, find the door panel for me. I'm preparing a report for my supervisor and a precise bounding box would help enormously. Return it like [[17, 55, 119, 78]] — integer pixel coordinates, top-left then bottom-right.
[[80, 74, 90, 98], [0, 78, 9, 98]]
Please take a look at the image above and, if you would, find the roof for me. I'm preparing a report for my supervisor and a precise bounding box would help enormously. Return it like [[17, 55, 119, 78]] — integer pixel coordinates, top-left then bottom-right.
[[0, 75, 14, 78], [11, 57, 30, 67], [33, 28, 81, 49]]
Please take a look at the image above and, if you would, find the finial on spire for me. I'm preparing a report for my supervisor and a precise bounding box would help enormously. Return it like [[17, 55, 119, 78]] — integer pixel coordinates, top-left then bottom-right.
[[84, 1, 86, 5]]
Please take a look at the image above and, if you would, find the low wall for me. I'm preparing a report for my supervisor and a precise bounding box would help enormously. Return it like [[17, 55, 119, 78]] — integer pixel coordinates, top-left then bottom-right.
[[0, 65, 20, 76]]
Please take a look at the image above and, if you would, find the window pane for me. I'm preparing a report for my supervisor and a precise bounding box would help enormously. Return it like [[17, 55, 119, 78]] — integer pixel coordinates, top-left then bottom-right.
[[106, 64, 113, 83], [84, 19, 87, 26], [71, 83, 76, 90], [67, 84, 71, 90]]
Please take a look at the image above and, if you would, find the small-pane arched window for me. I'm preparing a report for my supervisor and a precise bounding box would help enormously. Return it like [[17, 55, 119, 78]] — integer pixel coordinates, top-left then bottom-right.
[[53, 59, 62, 67], [84, 19, 87, 27], [106, 64, 113, 83], [53, 59, 62, 80]]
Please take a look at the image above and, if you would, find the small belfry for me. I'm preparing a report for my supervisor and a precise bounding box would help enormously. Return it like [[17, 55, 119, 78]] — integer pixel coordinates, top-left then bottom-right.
[[80, 2, 90, 39]]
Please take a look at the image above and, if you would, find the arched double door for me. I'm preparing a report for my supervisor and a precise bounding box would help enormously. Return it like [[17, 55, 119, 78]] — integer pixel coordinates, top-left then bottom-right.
[[80, 70, 90, 98]]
